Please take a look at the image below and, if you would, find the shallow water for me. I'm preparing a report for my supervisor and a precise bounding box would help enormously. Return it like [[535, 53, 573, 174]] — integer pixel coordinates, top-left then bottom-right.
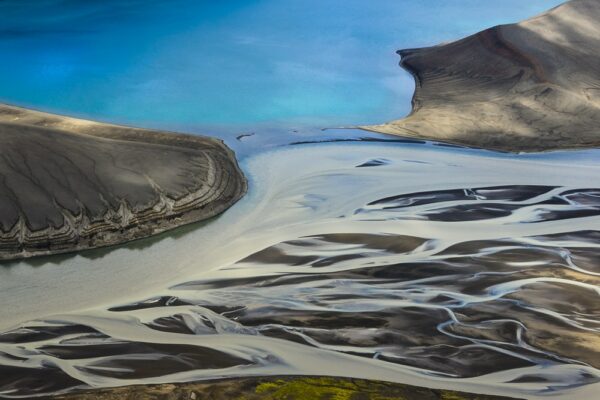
[[0, 141, 599, 399]]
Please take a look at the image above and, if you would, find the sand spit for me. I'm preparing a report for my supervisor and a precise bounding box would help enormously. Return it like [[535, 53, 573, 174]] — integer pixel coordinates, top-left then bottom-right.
[[364, 0, 600, 152], [50, 376, 519, 400], [0, 104, 246, 260]]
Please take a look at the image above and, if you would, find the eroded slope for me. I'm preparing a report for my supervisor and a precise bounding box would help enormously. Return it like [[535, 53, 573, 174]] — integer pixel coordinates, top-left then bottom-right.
[[0, 104, 246, 260], [364, 0, 600, 152]]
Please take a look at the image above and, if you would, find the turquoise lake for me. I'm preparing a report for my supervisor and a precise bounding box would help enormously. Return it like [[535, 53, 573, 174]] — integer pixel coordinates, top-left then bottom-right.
[[0, 0, 564, 139]]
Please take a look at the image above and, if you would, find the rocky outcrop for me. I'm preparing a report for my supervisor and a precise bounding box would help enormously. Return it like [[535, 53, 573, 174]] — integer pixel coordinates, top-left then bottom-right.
[[364, 0, 600, 152], [0, 104, 246, 260]]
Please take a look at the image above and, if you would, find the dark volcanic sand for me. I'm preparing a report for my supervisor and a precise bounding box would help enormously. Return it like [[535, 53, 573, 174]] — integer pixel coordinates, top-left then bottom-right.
[[0, 104, 246, 260], [364, 0, 600, 152]]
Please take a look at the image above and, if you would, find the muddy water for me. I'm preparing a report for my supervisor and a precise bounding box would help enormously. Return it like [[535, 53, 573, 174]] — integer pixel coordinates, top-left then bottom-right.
[[0, 141, 599, 399]]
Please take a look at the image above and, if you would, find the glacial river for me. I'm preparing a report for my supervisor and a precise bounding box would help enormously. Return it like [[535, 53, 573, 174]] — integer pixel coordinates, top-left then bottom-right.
[[0, 138, 599, 399], [1, 1, 598, 399]]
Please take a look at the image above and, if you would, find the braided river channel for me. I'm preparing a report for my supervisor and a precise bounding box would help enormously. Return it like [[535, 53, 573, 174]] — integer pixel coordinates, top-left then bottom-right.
[[1, 138, 599, 399]]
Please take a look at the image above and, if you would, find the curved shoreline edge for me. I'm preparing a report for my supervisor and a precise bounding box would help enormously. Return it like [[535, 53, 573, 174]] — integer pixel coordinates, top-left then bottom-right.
[[0, 104, 247, 261], [362, 0, 600, 153]]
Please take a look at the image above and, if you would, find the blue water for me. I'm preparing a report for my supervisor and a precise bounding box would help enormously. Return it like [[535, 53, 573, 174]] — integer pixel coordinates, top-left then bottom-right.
[[0, 0, 564, 136]]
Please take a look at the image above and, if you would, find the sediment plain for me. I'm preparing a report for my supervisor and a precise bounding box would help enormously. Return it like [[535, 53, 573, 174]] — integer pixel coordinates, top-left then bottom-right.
[[0, 104, 246, 260], [364, 0, 600, 152]]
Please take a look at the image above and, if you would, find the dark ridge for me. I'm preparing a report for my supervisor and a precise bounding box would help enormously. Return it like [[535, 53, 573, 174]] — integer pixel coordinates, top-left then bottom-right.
[[0, 104, 247, 261]]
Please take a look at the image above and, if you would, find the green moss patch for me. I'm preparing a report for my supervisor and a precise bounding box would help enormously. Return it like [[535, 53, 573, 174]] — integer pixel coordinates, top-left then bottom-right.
[[53, 376, 520, 400]]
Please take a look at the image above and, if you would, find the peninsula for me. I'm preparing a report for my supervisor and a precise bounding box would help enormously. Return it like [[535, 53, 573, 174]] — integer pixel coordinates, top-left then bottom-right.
[[0, 104, 246, 260]]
